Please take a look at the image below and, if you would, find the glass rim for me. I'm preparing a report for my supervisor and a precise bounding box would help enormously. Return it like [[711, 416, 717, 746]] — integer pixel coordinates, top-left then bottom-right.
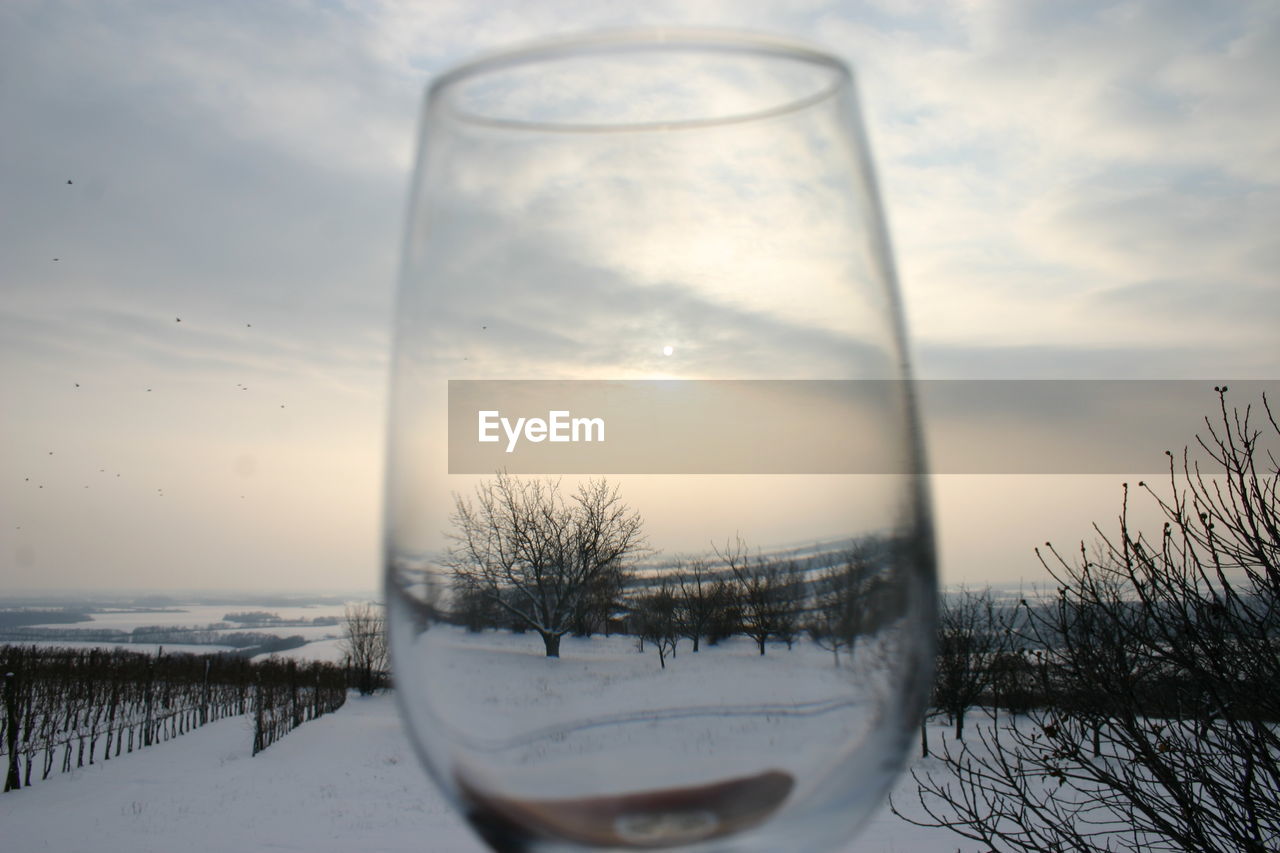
[[426, 28, 853, 134]]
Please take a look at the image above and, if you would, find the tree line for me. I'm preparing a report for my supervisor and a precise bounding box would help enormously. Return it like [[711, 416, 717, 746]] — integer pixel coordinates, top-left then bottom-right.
[[0, 625, 311, 655], [2, 645, 347, 792], [628, 538, 911, 669], [438, 472, 913, 666], [899, 388, 1280, 853], [0, 610, 91, 629]]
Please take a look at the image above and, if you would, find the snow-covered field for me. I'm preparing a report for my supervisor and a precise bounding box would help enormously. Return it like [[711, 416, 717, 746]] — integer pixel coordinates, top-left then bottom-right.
[[0, 612, 981, 850], [0, 692, 976, 852], [20, 604, 351, 633], [5, 601, 356, 661], [2, 639, 242, 656], [400, 627, 894, 812], [253, 636, 349, 663]]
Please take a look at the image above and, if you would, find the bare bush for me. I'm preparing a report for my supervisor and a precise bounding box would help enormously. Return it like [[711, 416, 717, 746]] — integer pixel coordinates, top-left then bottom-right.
[[932, 586, 1011, 743], [898, 389, 1280, 852], [340, 602, 388, 695]]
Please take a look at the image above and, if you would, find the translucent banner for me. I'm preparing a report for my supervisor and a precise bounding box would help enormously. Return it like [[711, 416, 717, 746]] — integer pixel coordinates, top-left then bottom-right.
[[447, 380, 1278, 474]]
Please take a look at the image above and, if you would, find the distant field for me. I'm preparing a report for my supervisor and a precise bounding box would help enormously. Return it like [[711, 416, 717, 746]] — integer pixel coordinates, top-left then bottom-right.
[[0, 692, 972, 852], [0, 598, 360, 662]]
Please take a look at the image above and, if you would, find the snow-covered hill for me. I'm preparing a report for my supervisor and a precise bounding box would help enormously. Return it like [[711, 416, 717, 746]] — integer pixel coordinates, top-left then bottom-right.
[[0, 693, 973, 852]]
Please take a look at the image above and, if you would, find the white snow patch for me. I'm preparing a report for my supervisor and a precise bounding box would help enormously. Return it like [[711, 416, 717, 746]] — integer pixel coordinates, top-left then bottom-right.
[[0, 695, 980, 851]]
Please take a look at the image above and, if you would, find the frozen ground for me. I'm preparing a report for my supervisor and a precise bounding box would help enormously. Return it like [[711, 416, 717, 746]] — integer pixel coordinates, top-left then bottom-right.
[[0, 692, 977, 852]]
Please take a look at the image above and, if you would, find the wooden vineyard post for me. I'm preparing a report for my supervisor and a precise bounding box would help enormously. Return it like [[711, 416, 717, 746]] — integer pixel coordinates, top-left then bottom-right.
[[4, 666, 21, 792]]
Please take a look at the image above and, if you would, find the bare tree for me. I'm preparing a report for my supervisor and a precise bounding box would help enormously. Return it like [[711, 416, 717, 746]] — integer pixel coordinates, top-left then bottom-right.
[[898, 388, 1280, 853], [445, 474, 647, 658], [718, 538, 803, 656], [986, 649, 1037, 720], [340, 602, 388, 696], [569, 562, 627, 637], [807, 544, 879, 666], [704, 576, 742, 646], [773, 560, 806, 650], [932, 586, 1010, 742], [451, 579, 502, 633], [674, 559, 715, 652], [633, 579, 680, 668]]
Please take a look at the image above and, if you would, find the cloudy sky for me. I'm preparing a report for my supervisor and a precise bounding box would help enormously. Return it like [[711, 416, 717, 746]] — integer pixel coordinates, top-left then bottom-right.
[[2, 0, 1277, 593]]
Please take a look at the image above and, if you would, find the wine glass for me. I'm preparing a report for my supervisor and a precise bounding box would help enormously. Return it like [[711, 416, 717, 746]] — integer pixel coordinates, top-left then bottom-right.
[[385, 30, 935, 853]]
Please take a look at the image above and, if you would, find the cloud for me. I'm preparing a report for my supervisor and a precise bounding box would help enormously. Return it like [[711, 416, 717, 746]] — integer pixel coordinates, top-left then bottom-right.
[[914, 340, 1270, 380], [3, 0, 1277, 592], [0, 0, 409, 394], [808, 0, 1279, 374], [7, 0, 1273, 382], [395, 203, 890, 380]]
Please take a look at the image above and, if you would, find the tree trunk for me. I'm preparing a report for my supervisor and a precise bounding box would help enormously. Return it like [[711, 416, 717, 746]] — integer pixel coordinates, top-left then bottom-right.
[[143, 663, 154, 748], [200, 659, 210, 726], [921, 720, 930, 758], [541, 632, 561, 658], [954, 708, 965, 741], [757, 636, 766, 655], [4, 671, 20, 792]]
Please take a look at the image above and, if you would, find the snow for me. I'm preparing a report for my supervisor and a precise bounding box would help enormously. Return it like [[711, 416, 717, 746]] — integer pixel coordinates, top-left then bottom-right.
[[0, 695, 466, 853], [9, 602, 351, 660], [8, 640, 241, 656], [0, 694, 980, 851], [390, 626, 986, 850], [16, 603, 352, 633], [16, 635, 345, 661], [252, 636, 349, 664], [401, 628, 887, 806]]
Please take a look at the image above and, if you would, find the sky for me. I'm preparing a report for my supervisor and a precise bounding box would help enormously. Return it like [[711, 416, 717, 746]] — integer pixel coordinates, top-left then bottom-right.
[[2, 0, 1277, 593]]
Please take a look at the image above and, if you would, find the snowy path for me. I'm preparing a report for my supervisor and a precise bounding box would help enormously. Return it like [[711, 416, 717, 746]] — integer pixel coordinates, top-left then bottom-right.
[[0, 694, 974, 852]]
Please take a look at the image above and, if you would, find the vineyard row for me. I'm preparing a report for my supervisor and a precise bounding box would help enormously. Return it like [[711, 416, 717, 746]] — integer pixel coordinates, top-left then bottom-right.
[[2, 644, 348, 792]]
